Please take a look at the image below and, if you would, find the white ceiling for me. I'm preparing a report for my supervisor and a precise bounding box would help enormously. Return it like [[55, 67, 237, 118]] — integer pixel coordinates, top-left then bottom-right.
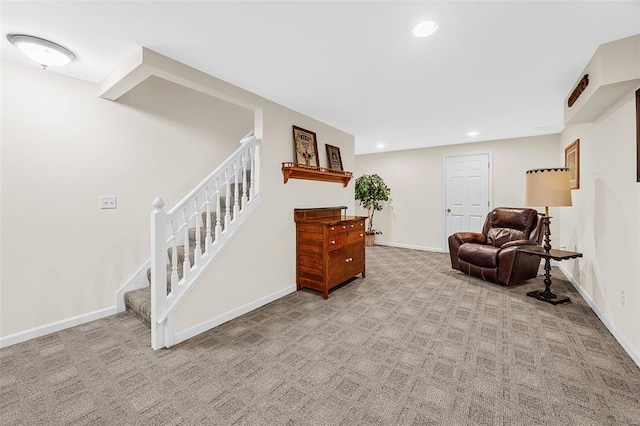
[[2, 1, 639, 154]]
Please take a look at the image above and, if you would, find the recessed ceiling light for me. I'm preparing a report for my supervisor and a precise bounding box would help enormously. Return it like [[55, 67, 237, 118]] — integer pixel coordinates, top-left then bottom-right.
[[467, 131, 479, 136], [413, 21, 438, 38], [7, 34, 77, 68], [376, 143, 385, 148]]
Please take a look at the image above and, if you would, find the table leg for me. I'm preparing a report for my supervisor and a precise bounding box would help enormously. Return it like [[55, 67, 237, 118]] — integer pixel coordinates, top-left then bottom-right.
[[526, 257, 571, 305], [540, 258, 556, 299]]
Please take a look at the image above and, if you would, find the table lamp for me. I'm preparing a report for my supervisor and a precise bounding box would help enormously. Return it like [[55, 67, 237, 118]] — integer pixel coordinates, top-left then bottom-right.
[[525, 168, 572, 253]]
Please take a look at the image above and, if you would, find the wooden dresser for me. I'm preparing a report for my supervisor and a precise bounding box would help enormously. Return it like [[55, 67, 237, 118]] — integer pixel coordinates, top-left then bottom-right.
[[294, 207, 367, 298]]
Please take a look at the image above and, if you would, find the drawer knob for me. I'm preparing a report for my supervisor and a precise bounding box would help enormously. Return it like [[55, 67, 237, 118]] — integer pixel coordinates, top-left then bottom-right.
[[351, 224, 354, 228], [331, 227, 334, 231], [331, 240, 336, 244], [360, 233, 363, 237], [345, 258, 350, 262], [349, 257, 353, 261], [343, 225, 346, 229]]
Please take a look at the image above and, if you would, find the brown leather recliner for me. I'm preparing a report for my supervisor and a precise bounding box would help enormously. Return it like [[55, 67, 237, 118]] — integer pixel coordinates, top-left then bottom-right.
[[448, 207, 544, 286]]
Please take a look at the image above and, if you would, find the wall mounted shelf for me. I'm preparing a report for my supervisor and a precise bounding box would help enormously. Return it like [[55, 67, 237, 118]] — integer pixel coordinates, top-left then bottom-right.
[[281, 163, 353, 187]]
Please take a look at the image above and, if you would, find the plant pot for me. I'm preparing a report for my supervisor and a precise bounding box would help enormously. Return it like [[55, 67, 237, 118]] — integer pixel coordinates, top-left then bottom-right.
[[365, 234, 375, 246]]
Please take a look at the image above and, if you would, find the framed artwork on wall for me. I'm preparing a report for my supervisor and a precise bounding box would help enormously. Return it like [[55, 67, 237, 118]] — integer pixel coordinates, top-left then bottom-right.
[[636, 89, 639, 182], [292, 126, 319, 167], [325, 144, 344, 171], [565, 139, 580, 189]]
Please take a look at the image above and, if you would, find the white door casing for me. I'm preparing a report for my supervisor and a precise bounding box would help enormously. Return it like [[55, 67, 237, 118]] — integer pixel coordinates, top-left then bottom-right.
[[443, 153, 492, 252]]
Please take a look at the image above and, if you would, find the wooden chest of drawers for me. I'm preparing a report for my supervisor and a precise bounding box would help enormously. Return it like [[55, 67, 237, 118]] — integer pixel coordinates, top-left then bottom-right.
[[294, 207, 367, 298]]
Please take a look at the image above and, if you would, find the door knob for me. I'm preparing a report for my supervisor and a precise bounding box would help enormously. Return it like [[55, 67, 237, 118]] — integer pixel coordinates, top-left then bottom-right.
[[447, 208, 451, 213]]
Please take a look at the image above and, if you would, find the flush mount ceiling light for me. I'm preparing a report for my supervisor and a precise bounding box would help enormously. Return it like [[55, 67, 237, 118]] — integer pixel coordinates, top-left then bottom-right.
[[413, 21, 438, 38], [7, 34, 76, 68], [467, 131, 480, 136], [376, 143, 385, 148]]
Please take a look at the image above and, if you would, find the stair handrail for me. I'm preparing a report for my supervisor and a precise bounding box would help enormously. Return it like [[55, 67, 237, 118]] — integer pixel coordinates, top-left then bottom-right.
[[166, 130, 257, 217], [150, 130, 262, 349]]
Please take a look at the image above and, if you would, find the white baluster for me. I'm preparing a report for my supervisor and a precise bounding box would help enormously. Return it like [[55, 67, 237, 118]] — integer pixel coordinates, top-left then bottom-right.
[[254, 141, 261, 195], [170, 219, 178, 292], [224, 169, 231, 230], [182, 208, 190, 279], [233, 159, 240, 219], [193, 198, 202, 266], [204, 188, 212, 250], [249, 144, 256, 200], [150, 197, 167, 350], [241, 151, 248, 210], [215, 178, 222, 241]]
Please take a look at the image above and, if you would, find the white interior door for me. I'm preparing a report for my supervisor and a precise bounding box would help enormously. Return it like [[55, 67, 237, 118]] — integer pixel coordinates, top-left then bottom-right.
[[444, 153, 491, 251]]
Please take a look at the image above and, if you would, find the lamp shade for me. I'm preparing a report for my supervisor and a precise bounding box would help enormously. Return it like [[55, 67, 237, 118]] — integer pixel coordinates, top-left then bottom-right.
[[525, 168, 572, 207]]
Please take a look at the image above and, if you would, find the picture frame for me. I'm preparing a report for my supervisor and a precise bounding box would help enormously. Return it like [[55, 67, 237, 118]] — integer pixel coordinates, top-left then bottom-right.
[[325, 144, 344, 171], [636, 89, 639, 182], [292, 126, 319, 167], [565, 139, 580, 189]]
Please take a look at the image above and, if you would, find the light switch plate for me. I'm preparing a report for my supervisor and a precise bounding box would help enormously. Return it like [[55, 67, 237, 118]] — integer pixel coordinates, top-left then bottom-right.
[[100, 196, 117, 209]]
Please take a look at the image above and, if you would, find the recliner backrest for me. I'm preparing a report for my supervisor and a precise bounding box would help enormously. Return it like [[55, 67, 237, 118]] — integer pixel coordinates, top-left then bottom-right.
[[482, 208, 540, 247]]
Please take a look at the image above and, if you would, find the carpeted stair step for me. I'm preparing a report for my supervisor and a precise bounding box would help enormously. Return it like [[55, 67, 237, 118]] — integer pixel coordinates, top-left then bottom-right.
[[124, 287, 151, 328]]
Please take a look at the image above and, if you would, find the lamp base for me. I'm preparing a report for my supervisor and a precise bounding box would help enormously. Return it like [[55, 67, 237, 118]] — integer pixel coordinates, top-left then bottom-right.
[[526, 290, 571, 305]]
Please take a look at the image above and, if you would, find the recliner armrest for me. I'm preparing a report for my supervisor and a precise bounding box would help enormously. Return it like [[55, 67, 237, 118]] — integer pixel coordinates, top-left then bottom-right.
[[452, 232, 486, 245], [500, 239, 539, 249]]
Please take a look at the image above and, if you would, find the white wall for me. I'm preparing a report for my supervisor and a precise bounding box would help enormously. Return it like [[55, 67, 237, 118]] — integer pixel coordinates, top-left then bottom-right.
[[1, 59, 354, 341], [557, 89, 640, 359], [354, 135, 560, 251]]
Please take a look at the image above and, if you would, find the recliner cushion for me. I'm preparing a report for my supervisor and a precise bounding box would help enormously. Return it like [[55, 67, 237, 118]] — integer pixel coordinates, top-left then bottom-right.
[[458, 243, 500, 268], [487, 208, 537, 247], [490, 208, 537, 231], [487, 228, 527, 247]]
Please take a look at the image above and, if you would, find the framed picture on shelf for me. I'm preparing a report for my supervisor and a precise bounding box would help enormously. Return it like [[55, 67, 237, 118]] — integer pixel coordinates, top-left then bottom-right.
[[325, 144, 344, 171], [565, 139, 580, 189], [292, 126, 319, 167]]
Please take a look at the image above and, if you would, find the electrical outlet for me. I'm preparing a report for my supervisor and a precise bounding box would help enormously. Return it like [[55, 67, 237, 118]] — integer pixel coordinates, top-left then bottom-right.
[[100, 196, 117, 209], [621, 290, 626, 306]]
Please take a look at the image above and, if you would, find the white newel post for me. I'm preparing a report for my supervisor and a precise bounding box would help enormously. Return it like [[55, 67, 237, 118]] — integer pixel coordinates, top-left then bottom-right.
[[151, 197, 168, 350]]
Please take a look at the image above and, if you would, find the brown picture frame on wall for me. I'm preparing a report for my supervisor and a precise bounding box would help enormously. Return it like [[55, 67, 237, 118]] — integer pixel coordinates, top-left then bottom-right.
[[292, 126, 319, 167], [565, 139, 580, 189], [325, 144, 344, 171], [636, 89, 639, 182]]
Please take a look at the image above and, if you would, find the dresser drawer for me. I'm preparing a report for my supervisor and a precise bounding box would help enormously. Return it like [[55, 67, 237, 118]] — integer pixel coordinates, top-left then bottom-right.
[[327, 230, 365, 250]]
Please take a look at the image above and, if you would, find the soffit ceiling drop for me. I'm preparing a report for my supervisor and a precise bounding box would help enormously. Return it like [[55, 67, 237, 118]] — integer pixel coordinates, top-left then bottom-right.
[[2, 1, 639, 154]]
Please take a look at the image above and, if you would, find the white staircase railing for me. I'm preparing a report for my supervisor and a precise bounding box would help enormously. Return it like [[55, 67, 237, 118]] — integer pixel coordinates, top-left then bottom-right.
[[150, 130, 262, 349]]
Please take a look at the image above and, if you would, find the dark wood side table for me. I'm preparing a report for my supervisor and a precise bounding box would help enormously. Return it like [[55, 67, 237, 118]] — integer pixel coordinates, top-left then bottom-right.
[[519, 248, 583, 305]]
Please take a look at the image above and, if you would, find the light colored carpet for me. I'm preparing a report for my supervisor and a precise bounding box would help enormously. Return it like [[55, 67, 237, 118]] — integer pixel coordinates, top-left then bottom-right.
[[1, 246, 639, 425]]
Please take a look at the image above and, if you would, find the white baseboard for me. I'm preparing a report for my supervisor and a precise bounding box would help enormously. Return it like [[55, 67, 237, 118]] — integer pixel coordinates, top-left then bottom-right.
[[556, 263, 640, 369], [172, 284, 297, 346], [373, 241, 445, 253], [0, 306, 117, 349]]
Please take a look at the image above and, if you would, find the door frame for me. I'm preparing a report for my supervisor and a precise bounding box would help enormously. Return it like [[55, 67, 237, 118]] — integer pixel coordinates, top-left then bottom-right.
[[441, 151, 493, 252]]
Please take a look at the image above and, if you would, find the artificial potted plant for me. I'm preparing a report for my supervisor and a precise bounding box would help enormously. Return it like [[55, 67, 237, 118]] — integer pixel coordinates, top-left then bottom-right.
[[355, 174, 391, 246]]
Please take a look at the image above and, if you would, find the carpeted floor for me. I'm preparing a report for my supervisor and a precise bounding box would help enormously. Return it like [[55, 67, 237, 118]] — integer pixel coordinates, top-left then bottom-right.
[[1, 246, 639, 425]]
